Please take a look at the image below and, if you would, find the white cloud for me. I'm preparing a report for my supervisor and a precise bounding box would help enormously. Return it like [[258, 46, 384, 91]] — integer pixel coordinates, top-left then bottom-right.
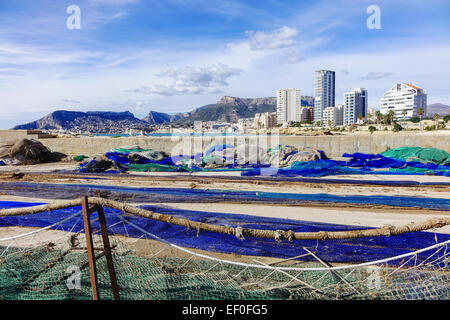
[[0, 43, 104, 66], [287, 52, 306, 64], [245, 26, 298, 51], [61, 98, 81, 104], [108, 11, 128, 21], [360, 72, 393, 80], [128, 63, 242, 96]]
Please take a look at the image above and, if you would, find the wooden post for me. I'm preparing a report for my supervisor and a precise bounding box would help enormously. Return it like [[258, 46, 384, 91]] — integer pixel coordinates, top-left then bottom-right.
[[81, 196, 120, 300], [97, 205, 120, 300], [81, 196, 100, 300]]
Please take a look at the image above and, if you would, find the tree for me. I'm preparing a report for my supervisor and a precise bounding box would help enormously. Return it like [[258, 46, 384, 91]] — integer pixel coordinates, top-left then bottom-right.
[[417, 107, 424, 120], [402, 109, 407, 120], [434, 113, 440, 129], [375, 110, 382, 125], [357, 114, 363, 124], [417, 107, 425, 130], [385, 110, 395, 125]]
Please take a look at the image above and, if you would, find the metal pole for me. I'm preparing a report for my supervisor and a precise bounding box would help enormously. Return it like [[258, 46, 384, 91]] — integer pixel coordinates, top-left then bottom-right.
[[97, 205, 120, 300], [81, 196, 100, 300]]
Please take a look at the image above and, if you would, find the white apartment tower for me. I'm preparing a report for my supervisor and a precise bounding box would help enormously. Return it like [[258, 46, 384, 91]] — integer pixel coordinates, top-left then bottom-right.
[[323, 105, 343, 127], [314, 70, 335, 124], [380, 83, 427, 119], [343, 88, 368, 125], [277, 88, 301, 124]]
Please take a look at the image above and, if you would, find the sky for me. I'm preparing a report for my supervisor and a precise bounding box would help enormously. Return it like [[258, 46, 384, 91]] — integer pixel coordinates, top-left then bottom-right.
[[1, 0, 449, 129]]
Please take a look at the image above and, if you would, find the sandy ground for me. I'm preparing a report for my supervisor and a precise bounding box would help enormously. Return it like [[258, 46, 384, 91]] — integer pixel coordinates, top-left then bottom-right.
[[1, 192, 449, 239], [160, 202, 450, 235], [0, 168, 449, 200], [0, 162, 79, 173], [0, 163, 449, 247]]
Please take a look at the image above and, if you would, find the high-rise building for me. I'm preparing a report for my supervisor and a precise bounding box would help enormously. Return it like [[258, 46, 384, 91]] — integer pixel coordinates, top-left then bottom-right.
[[367, 107, 377, 122], [380, 83, 427, 119], [314, 70, 335, 124], [276, 89, 301, 124], [254, 112, 277, 129], [323, 105, 343, 126], [297, 107, 314, 122], [343, 88, 368, 125]]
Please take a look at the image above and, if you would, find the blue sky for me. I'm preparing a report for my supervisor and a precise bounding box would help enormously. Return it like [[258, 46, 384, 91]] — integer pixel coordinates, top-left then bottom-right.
[[1, 0, 449, 128]]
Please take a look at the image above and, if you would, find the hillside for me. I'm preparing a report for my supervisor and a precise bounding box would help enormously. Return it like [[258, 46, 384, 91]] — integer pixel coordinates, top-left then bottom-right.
[[174, 95, 314, 125], [142, 111, 185, 124], [427, 103, 450, 116], [13, 110, 148, 134]]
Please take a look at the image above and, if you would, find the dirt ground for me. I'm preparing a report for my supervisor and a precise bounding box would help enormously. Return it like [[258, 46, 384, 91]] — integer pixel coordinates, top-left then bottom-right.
[[0, 162, 449, 241]]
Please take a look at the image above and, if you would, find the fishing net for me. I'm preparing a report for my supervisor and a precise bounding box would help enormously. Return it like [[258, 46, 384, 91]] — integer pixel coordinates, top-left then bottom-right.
[[381, 147, 450, 166], [1, 205, 449, 300]]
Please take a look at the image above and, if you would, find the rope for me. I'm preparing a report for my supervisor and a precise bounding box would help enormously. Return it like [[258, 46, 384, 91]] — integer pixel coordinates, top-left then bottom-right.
[[1, 197, 450, 241], [0, 212, 81, 242]]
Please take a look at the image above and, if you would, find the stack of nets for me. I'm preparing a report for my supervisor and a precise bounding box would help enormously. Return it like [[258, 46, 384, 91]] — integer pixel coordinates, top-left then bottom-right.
[[1, 206, 449, 300]]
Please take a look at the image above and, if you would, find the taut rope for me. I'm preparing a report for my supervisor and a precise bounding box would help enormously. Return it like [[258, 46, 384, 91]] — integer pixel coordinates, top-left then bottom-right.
[[1, 197, 449, 241]]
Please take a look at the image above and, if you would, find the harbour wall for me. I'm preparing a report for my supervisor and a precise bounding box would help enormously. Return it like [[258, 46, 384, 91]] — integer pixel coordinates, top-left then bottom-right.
[[34, 132, 450, 158]]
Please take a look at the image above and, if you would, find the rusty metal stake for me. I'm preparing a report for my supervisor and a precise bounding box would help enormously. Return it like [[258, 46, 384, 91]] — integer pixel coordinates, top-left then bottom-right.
[[97, 205, 120, 300], [81, 196, 120, 300]]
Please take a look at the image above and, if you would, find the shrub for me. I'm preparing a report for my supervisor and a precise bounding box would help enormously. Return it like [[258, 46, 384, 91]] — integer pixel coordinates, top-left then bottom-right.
[[444, 114, 450, 122], [392, 122, 403, 132], [410, 117, 420, 123], [368, 125, 377, 134]]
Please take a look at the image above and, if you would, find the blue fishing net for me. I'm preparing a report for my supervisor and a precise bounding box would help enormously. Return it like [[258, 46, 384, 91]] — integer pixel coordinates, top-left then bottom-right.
[[1, 182, 448, 210], [1, 201, 449, 265], [243, 153, 450, 177], [78, 144, 450, 176]]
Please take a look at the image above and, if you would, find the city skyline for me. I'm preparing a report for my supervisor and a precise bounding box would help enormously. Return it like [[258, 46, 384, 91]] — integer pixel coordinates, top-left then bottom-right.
[[1, 0, 449, 129]]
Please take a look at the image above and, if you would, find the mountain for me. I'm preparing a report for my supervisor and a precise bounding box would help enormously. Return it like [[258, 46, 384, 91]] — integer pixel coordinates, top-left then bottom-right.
[[13, 95, 315, 132], [142, 111, 185, 124], [174, 95, 314, 125], [427, 103, 450, 116], [13, 110, 149, 134], [174, 96, 276, 125]]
